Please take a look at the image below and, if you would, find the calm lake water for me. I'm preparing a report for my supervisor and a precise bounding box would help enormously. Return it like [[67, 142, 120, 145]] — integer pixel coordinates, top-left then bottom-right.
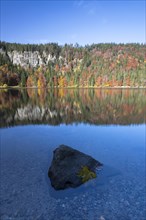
[[0, 88, 146, 220]]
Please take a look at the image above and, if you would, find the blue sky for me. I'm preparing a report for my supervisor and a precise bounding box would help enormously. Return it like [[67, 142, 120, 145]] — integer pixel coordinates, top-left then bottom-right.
[[0, 0, 145, 45]]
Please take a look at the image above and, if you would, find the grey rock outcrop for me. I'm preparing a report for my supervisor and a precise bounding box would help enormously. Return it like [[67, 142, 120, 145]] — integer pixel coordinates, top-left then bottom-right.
[[0, 49, 56, 68], [48, 145, 102, 190]]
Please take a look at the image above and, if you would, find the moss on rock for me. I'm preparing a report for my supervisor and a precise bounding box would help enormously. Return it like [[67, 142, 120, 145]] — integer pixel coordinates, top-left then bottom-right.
[[78, 166, 96, 183]]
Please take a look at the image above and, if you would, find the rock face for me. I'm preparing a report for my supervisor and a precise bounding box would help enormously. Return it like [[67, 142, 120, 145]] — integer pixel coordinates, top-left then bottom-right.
[[48, 145, 102, 190], [0, 49, 56, 68]]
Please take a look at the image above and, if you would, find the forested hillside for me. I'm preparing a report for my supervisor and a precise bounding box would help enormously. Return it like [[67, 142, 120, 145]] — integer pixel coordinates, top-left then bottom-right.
[[0, 42, 145, 87]]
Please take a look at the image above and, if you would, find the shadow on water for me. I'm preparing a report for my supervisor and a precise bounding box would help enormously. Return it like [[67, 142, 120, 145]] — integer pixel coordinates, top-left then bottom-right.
[[41, 143, 121, 199], [47, 164, 121, 199]]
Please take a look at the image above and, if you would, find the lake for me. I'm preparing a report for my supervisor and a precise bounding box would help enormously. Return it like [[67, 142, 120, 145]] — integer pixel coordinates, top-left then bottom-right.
[[0, 88, 146, 220]]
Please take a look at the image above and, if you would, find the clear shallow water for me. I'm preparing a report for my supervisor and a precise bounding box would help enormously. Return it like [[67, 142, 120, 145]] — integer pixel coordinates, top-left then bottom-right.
[[0, 89, 146, 220]]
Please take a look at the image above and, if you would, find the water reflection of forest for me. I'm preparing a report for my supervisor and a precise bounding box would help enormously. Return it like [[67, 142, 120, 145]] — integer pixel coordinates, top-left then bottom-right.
[[0, 88, 146, 127]]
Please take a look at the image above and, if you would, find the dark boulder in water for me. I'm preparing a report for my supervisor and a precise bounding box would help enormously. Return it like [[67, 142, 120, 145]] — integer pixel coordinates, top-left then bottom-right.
[[48, 145, 103, 190]]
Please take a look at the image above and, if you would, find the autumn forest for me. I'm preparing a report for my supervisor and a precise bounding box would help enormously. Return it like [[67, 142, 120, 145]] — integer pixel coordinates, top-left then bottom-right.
[[0, 42, 145, 88]]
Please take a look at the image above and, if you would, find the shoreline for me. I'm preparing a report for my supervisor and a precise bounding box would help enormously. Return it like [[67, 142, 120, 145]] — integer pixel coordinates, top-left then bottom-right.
[[0, 86, 146, 90]]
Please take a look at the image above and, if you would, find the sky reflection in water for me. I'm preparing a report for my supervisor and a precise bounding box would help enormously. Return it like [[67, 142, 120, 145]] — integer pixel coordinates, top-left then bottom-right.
[[0, 89, 145, 220]]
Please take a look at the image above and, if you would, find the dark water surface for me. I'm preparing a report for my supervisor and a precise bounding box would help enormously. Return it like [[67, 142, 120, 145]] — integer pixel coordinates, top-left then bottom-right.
[[0, 89, 146, 220]]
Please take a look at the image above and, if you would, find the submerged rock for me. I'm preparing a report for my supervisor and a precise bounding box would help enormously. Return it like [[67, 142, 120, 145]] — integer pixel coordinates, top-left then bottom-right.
[[48, 145, 103, 190]]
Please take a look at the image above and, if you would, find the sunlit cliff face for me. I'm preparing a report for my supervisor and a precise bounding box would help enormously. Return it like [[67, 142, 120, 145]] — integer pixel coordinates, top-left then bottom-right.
[[1, 50, 56, 68]]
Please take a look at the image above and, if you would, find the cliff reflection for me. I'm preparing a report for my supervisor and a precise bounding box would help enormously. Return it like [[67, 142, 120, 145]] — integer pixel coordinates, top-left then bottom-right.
[[0, 88, 145, 127]]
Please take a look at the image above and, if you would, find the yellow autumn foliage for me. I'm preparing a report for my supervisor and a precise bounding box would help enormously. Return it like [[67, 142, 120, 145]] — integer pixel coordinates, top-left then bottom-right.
[[77, 166, 96, 183]]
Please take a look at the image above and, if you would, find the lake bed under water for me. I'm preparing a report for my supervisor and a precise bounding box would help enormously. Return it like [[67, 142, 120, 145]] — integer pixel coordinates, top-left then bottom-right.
[[0, 89, 146, 220]]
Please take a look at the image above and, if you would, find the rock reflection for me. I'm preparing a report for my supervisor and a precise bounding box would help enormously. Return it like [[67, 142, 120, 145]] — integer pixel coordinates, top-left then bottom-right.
[[0, 88, 145, 127]]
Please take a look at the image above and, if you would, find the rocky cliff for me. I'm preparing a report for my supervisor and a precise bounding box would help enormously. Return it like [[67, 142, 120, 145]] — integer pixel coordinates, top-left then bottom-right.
[[0, 49, 58, 68]]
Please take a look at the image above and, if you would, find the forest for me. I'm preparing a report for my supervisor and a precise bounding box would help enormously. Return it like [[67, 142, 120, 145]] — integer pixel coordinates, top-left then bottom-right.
[[0, 41, 145, 88]]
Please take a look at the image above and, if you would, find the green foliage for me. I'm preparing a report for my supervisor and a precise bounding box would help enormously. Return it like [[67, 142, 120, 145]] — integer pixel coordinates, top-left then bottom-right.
[[0, 53, 11, 66], [0, 41, 61, 57], [77, 166, 96, 183]]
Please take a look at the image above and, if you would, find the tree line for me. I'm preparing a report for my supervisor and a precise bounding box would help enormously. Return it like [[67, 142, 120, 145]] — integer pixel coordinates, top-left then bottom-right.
[[0, 41, 145, 87]]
